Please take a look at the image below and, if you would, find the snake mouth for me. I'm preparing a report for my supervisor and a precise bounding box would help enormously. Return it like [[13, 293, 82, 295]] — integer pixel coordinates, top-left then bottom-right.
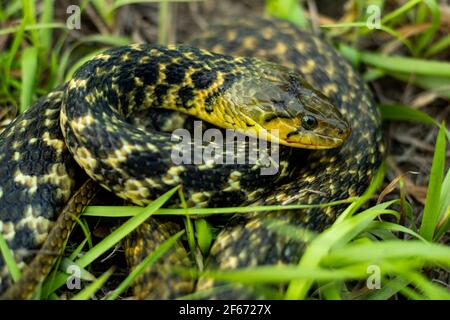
[[284, 126, 350, 149], [285, 134, 345, 149], [237, 126, 345, 149]]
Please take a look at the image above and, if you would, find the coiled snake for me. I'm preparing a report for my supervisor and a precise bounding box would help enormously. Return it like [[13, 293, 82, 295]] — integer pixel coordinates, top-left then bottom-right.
[[0, 17, 383, 299]]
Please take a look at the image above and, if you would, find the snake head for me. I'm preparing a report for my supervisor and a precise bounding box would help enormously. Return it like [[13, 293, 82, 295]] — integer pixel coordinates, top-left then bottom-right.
[[231, 61, 350, 149]]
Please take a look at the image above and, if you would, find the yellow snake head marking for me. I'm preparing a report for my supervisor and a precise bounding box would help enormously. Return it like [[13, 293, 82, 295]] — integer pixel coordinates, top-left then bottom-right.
[[225, 60, 351, 149]]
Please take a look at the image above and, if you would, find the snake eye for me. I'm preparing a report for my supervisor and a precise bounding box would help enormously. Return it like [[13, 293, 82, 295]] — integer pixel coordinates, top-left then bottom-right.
[[301, 115, 318, 130]]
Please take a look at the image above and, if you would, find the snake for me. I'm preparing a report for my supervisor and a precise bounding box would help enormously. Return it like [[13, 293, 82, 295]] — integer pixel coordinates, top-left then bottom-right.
[[0, 17, 383, 299]]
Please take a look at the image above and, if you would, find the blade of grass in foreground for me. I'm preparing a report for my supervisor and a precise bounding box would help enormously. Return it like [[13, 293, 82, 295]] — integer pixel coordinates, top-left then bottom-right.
[[425, 34, 450, 57], [43, 186, 179, 295], [402, 270, 450, 300], [83, 198, 355, 217], [380, 104, 437, 125], [339, 44, 450, 77], [186, 258, 440, 288], [322, 241, 450, 265], [380, 104, 450, 142], [414, 0, 441, 56], [367, 221, 426, 241], [380, 0, 422, 25], [106, 230, 184, 300], [435, 168, 450, 239], [284, 200, 399, 300], [420, 124, 446, 240], [197, 264, 370, 284], [0, 233, 22, 282], [334, 165, 386, 223], [195, 219, 213, 257], [76, 186, 179, 268]]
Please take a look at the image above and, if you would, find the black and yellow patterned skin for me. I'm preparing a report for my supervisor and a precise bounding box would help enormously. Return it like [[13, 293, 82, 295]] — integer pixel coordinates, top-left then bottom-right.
[[0, 88, 78, 294], [60, 44, 347, 208], [0, 17, 383, 299], [190, 18, 384, 297]]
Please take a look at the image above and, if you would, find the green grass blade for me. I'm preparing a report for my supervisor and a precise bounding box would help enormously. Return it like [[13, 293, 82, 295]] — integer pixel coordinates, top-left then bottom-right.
[[285, 202, 398, 300], [425, 34, 450, 57], [106, 230, 184, 300], [265, 0, 307, 28], [318, 281, 342, 300], [381, 0, 422, 24], [335, 165, 386, 223], [198, 264, 370, 284], [74, 34, 131, 46], [4, 12, 27, 93], [419, 124, 446, 240], [83, 198, 355, 217], [368, 221, 427, 242], [366, 276, 410, 300], [41, 271, 71, 296], [0, 233, 22, 282], [71, 215, 93, 250], [68, 238, 89, 261], [435, 168, 450, 239], [91, 0, 114, 26], [43, 186, 179, 294], [21, 0, 38, 47], [435, 206, 450, 240], [379, 104, 437, 125], [0, 22, 66, 36], [339, 44, 450, 77], [403, 270, 450, 299], [323, 241, 450, 265], [195, 219, 213, 256], [400, 286, 426, 300], [0, 1, 22, 20], [178, 188, 196, 262], [389, 72, 450, 99], [438, 168, 450, 220], [380, 104, 450, 141], [20, 47, 38, 112], [75, 186, 179, 268], [415, 0, 440, 55], [38, 0, 54, 50]]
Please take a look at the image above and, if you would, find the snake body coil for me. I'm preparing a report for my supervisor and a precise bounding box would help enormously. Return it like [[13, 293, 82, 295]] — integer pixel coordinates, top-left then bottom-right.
[[0, 18, 383, 298]]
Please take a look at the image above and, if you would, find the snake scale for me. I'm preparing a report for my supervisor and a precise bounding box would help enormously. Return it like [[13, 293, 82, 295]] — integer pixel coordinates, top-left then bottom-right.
[[0, 17, 383, 299]]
